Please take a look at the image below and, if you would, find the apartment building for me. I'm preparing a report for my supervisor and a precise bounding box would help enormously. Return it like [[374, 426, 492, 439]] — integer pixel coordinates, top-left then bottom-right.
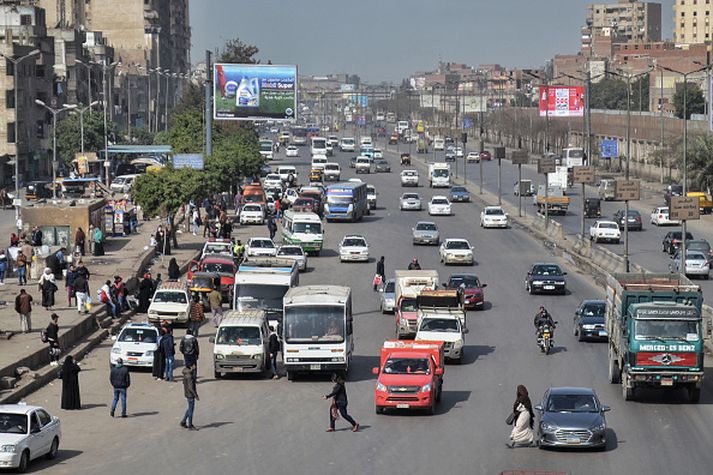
[[674, 0, 713, 44], [582, 1, 662, 57]]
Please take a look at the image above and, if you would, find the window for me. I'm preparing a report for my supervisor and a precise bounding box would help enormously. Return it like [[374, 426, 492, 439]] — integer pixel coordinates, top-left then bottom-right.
[[5, 90, 14, 109], [20, 14, 31, 25], [7, 122, 15, 143], [5, 60, 13, 76], [36, 410, 51, 427], [36, 120, 44, 138], [35, 65, 45, 78]]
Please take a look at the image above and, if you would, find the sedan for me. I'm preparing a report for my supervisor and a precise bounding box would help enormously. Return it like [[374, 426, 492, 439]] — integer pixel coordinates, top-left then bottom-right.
[[412, 221, 440, 245], [245, 237, 277, 257], [535, 387, 609, 449], [400, 170, 419, 187], [339, 235, 369, 262], [449, 186, 470, 203], [379, 278, 396, 314], [687, 239, 713, 261], [455, 147, 464, 158], [400, 192, 422, 211], [285, 145, 299, 157], [573, 300, 607, 341], [480, 206, 508, 228], [613, 209, 642, 231], [445, 149, 456, 162], [263, 173, 283, 189], [0, 404, 61, 472], [439, 238, 474, 265], [110, 322, 160, 367], [239, 204, 265, 225], [650, 206, 679, 226], [277, 245, 307, 271], [466, 151, 480, 163], [374, 160, 391, 173], [669, 250, 710, 278], [589, 220, 621, 244], [428, 196, 452, 216], [373, 149, 384, 159], [525, 263, 567, 295], [444, 273, 486, 309], [662, 231, 694, 254], [479, 151, 492, 161]]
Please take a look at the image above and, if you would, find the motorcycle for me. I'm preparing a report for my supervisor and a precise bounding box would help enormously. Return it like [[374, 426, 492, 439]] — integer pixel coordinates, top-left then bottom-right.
[[536, 322, 557, 354]]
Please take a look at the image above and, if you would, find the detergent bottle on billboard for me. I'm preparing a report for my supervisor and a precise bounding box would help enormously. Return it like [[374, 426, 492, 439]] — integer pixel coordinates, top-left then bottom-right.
[[236, 77, 260, 107]]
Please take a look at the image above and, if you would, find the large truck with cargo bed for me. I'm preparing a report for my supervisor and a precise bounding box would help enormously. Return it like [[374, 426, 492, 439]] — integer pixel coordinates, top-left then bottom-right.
[[394, 270, 439, 339], [533, 185, 570, 215]]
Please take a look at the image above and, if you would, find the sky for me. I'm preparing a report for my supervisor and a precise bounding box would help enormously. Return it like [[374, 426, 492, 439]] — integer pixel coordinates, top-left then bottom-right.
[[190, 0, 675, 82]]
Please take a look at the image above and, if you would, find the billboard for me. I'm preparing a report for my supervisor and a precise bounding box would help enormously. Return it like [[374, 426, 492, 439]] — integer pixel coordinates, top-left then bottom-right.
[[213, 64, 297, 121], [539, 86, 584, 117], [173, 154, 204, 170]]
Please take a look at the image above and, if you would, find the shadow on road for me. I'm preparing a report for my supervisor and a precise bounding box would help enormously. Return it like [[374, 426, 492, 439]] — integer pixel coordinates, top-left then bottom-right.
[[437, 389, 471, 413], [27, 449, 83, 473], [201, 421, 234, 429], [347, 354, 381, 383], [80, 403, 107, 410], [460, 345, 495, 365], [130, 411, 159, 418]]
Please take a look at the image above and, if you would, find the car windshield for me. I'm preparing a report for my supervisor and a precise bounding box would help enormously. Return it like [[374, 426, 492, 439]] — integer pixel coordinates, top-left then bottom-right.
[[383, 357, 430, 374], [449, 275, 479, 288], [243, 205, 262, 212], [203, 263, 234, 274], [216, 326, 261, 346], [634, 320, 700, 341], [403, 194, 419, 200], [377, 160, 388, 165], [118, 327, 158, 343], [447, 241, 470, 249], [278, 247, 303, 256], [384, 281, 395, 293], [153, 292, 187, 304], [685, 252, 707, 261], [485, 208, 504, 215], [234, 284, 287, 313], [547, 394, 599, 413], [403, 171, 416, 176], [327, 195, 353, 204], [532, 265, 563, 276], [416, 223, 437, 231], [599, 223, 618, 229], [451, 187, 466, 193], [433, 169, 449, 177], [432, 198, 448, 205], [669, 232, 694, 240], [367, 187, 376, 194], [400, 298, 418, 312], [0, 413, 27, 434], [266, 174, 280, 180], [250, 240, 274, 248], [284, 305, 344, 343], [688, 241, 711, 253], [420, 318, 460, 333], [243, 195, 262, 203], [580, 303, 605, 316], [343, 238, 366, 247]]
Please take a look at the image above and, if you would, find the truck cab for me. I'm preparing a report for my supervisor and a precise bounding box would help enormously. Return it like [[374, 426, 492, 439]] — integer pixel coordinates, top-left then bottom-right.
[[394, 270, 439, 339], [428, 163, 450, 188], [373, 340, 444, 414]]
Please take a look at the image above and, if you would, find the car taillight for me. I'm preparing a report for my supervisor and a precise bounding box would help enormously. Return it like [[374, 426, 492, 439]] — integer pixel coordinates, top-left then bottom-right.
[[636, 216, 641, 221]]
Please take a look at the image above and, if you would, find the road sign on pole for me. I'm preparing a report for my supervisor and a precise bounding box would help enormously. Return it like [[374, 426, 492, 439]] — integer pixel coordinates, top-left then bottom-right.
[[573, 166, 595, 184], [600, 139, 618, 158], [494, 146, 505, 159], [670, 196, 701, 220], [510, 150, 529, 165], [538, 156, 556, 174], [614, 179, 640, 201]]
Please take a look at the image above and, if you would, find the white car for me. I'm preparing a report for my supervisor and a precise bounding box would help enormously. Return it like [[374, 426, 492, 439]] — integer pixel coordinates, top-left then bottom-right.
[[480, 206, 509, 228], [373, 149, 384, 159], [328, 135, 340, 147], [277, 245, 308, 271], [324, 163, 341, 181], [355, 156, 372, 174], [466, 151, 480, 163], [239, 204, 265, 225], [399, 192, 422, 211], [311, 155, 328, 170], [284, 188, 299, 205], [245, 237, 277, 257], [0, 404, 61, 472], [428, 196, 452, 216], [415, 315, 464, 362], [110, 322, 160, 367], [589, 220, 621, 243], [439, 238, 474, 265], [400, 169, 419, 187], [277, 166, 297, 183], [201, 239, 234, 259], [339, 235, 370, 262], [285, 145, 299, 157], [263, 173, 283, 189], [147, 281, 191, 324], [110, 174, 139, 193], [455, 147, 464, 158], [650, 206, 680, 226], [340, 137, 356, 152]]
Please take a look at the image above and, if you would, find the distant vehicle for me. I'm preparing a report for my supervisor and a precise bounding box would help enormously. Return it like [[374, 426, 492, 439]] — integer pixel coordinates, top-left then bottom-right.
[[311, 137, 328, 157], [662, 230, 694, 254], [389, 132, 399, 145], [664, 184, 683, 207], [263, 173, 282, 189], [412, 221, 440, 245], [259, 139, 274, 160], [277, 245, 308, 272], [339, 235, 370, 262], [445, 148, 456, 162], [466, 151, 480, 163], [147, 281, 191, 324], [240, 204, 266, 225], [687, 239, 713, 260], [524, 263, 567, 295], [400, 192, 422, 211], [428, 196, 451, 216], [669, 250, 711, 278], [400, 169, 419, 187], [562, 147, 585, 168], [379, 278, 396, 314], [514, 179, 535, 197], [444, 273, 486, 310], [311, 155, 328, 170], [479, 151, 491, 161], [374, 160, 391, 173], [0, 404, 61, 471], [589, 220, 621, 244], [598, 179, 616, 201], [573, 299, 607, 341], [366, 184, 378, 210], [111, 322, 159, 367], [455, 147, 464, 158], [650, 206, 679, 226], [584, 197, 601, 218], [325, 182, 368, 222], [277, 166, 297, 183], [285, 145, 299, 157], [110, 174, 138, 193], [373, 149, 383, 159], [480, 206, 508, 228], [613, 209, 642, 231], [428, 163, 450, 188], [433, 137, 445, 151], [355, 157, 372, 174], [339, 137, 356, 152], [245, 237, 277, 258], [400, 153, 411, 165], [439, 238, 474, 265], [349, 156, 358, 168], [327, 135, 340, 147], [324, 163, 341, 181], [535, 387, 609, 449]]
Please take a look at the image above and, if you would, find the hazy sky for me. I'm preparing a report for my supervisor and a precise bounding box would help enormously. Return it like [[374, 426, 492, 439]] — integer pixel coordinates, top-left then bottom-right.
[[190, 0, 675, 82]]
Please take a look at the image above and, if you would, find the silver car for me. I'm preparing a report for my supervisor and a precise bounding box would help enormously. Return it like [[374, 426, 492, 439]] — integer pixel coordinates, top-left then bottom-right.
[[412, 221, 440, 245], [535, 387, 610, 449], [400, 192, 422, 211], [277, 245, 308, 271], [379, 278, 396, 313]]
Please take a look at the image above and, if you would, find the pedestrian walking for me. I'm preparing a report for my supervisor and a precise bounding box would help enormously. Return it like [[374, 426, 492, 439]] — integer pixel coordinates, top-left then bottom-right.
[[161, 328, 175, 382], [180, 329, 199, 376], [168, 258, 180, 281], [65, 264, 76, 307], [152, 326, 166, 380], [202, 215, 210, 238], [267, 217, 277, 240], [180, 363, 199, 430], [99, 280, 117, 318], [268, 326, 280, 379], [93, 226, 105, 256], [188, 295, 205, 337], [45, 313, 61, 366], [374, 256, 385, 291], [323, 374, 359, 432], [0, 248, 7, 285], [15, 250, 27, 285], [137, 273, 154, 313], [110, 358, 130, 418], [192, 208, 200, 236], [75, 260, 90, 281], [73, 271, 90, 314], [507, 384, 536, 448], [114, 276, 127, 313], [14, 288, 32, 333], [38, 268, 58, 310], [88, 224, 95, 255], [60, 355, 82, 410], [74, 227, 86, 256], [31, 226, 43, 247], [208, 285, 223, 326]]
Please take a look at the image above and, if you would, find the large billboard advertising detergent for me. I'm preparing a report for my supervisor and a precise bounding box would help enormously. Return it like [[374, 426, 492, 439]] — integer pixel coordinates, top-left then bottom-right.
[[539, 85, 584, 117], [214, 64, 297, 121]]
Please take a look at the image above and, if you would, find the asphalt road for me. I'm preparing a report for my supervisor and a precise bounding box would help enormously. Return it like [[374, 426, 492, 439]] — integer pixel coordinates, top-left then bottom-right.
[[19, 138, 713, 475]]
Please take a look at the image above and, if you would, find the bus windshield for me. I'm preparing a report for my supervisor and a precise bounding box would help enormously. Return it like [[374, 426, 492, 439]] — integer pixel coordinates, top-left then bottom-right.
[[327, 194, 353, 205], [293, 222, 322, 234], [235, 284, 288, 313], [285, 305, 344, 343]]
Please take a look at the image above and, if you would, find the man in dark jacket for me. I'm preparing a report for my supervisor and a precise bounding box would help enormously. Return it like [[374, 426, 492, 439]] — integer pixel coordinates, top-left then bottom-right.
[[73, 272, 90, 314], [161, 329, 176, 382], [268, 327, 280, 379], [15, 289, 33, 333], [323, 374, 359, 432], [46, 314, 60, 365], [374, 256, 385, 291], [110, 358, 131, 418], [180, 364, 199, 430], [179, 329, 199, 376]]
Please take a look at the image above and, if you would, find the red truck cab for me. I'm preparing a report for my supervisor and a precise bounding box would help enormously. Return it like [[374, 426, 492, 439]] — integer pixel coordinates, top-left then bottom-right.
[[187, 255, 237, 302], [373, 340, 444, 415]]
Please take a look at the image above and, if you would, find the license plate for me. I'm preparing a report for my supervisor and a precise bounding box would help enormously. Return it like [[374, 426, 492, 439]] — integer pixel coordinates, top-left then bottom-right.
[[566, 437, 580, 445], [127, 357, 138, 361], [310, 364, 321, 370], [544, 285, 555, 290], [661, 378, 674, 387], [599, 331, 608, 337], [396, 403, 410, 409]]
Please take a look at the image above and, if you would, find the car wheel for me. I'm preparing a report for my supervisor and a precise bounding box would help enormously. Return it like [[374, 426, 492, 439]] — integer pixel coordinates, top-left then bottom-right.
[[286, 371, 295, 381], [608, 352, 620, 384], [17, 450, 29, 473], [214, 370, 222, 379], [46, 437, 59, 460], [375, 405, 384, 414]]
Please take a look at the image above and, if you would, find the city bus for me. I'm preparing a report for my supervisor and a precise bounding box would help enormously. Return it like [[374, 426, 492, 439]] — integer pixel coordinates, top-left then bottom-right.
[[324, 181, 368, 222], [282, 285, 353, 380], [281, 210, 324, 255], [291, 127, 308, 146]]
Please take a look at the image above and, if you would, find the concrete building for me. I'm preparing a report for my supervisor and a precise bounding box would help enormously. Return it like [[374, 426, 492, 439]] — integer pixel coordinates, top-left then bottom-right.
[[674, 0, 713, 44], [582, 1, 662, 57]]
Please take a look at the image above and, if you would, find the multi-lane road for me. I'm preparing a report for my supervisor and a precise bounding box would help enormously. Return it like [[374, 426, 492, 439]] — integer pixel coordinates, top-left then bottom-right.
[[21, 135, 713, 475]]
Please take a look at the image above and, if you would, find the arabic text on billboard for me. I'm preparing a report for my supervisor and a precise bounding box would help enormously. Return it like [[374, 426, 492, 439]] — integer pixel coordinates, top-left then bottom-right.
[[539, 86, 584, 118], [214, 64, 297, 121]]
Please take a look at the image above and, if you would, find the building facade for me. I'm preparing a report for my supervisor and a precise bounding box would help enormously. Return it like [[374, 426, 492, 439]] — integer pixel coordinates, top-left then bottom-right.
[[582, 1, 662, 57], [674, 0, 713, 44]]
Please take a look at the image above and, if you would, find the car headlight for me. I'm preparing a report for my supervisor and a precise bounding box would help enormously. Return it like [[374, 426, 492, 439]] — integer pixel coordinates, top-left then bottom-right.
[[376, 381, 387, 392], [145, 350, 154, 357], [111, 347, 121, 355], [216, 354, 225, 360], [251, 354, 261, 359], [540, 421, 557, 432], [532, 280, 544, 285], [420, 383, 432, 393], [1, 445, 17, 453], [591, 422, 606, 432], [453, 340, 464, 348]]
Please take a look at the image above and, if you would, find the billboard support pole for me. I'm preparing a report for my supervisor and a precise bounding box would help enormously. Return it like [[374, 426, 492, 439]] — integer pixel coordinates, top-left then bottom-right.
[[518, 164, 522, 217], [205, 50, 213, 157]]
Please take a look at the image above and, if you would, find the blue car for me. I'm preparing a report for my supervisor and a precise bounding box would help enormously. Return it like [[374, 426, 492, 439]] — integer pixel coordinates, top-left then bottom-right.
[[449, 186, 470, 202]]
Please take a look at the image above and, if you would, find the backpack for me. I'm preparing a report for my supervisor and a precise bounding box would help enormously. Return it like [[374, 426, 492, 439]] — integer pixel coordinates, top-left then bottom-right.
[[182, 336, 197, 356], [40, 330, 48, 343]]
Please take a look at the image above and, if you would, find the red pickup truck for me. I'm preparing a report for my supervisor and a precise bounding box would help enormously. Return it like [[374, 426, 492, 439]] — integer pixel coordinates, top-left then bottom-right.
[[372, 340, 444, 415], [187, 255, 236, 302]]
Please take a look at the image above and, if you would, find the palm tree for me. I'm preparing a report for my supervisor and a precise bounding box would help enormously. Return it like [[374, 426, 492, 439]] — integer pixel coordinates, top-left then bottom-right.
[[686, 134, 713, 191]]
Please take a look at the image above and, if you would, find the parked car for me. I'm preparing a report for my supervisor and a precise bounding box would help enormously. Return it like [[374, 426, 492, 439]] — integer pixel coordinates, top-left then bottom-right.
[[573, 300, 607, 341], [0, 404, 61, 472], [613, 209, 642, 231], [110, 322, 160, 367], [449, 186, 470, 203], [480, 206, 508, 228], [535, 387, 609, 449], [443, 273, 486, 310], [339, 235, 369, 262], [378, 278, 396, 314], [428, 196, 452, 216], [400, 192, 422, 211], [439, 238, 474, 265], [669, 250, 711, 278], [412, 221, 440, 245], [589, 220, 621, 244], [662, 231, 694, 254], [650, 206, 679, 226], [524, 263, 567, 295]]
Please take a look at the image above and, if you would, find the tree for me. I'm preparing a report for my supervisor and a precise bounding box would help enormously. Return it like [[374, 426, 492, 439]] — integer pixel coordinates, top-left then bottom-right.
[[589, 78, 628, 110], [632, 74, 649, 112], [684, 134, 713, 191], [55, 112, 112, 164], [127, 127, 155, 145], [154, 109, 206, 153], [218, 38, 259, 64], [673, 82, 705, 119]]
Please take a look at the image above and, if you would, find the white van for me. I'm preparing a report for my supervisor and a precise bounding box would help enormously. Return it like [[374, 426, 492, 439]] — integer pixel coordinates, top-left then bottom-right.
[[433, 137, 445, 151], [360, 136, 373, 147], [311, 137, 328, 157], [211, 310, 271, 378], [277, 166, 297, 183], [339, 137, 356, 152]]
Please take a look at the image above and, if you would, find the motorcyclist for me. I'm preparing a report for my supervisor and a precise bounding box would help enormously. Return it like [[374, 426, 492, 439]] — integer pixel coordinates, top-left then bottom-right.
[[533, 306, 555, 335], [407, 257, 422, 270]]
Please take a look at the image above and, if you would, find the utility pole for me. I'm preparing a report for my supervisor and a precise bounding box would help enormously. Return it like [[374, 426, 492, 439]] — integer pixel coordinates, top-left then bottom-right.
[[35, 101, 77, 198], [205, 50, 213, 156]]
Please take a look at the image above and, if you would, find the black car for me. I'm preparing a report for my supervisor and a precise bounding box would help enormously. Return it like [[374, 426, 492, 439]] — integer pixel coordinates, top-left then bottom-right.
[[374, 160, 391, 173], [584, 198, 601, 218], [613, 209, 642, 231], [662, 231, 694, 254], [259, 164, 273, 178], [687, 239, 713, 261], [573, 300, 607, 341], [525, 263, 567, 295]]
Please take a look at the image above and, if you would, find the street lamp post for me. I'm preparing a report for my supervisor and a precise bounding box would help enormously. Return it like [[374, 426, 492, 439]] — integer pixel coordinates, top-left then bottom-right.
[[164, 69, 172, 132], [35, 101, 77, 198], [93, 60, 120, 186], [74, 59, 93, 112], [0, 48, 40, 226]]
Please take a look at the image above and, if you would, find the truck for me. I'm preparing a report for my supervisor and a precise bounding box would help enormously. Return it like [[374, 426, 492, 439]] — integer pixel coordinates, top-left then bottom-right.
[[534, 185, 570, 215], [606, 273, 705, 402], [415, 290, 467, 363], [428, 163, 451, 188], [211, 310, 271, 378], [394, 270, 439, 339], [417, 137, 428, 153], [562, 147, 585, 168], [687, 191, 713, 214], [547, 166, 570, 190], [372, 340, 444, 415]]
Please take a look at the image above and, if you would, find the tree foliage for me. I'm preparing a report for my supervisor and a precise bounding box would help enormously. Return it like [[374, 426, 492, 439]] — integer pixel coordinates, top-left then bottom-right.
[[684, 134, 713, 191], [673, 82, 705, 119], [154, 109, 206, 153], [55, 111, 112, 164], [589, 78, 628, 110], [133, 167, 206, 218], [218, 38, 259, 64]]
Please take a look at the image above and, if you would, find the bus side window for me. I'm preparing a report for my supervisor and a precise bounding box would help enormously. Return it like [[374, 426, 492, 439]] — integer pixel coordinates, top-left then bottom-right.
[[346, 302, 353, 335]]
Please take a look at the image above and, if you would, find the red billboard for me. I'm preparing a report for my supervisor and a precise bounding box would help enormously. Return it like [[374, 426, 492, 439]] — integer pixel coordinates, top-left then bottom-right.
[[539, 86, 584, 117]]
